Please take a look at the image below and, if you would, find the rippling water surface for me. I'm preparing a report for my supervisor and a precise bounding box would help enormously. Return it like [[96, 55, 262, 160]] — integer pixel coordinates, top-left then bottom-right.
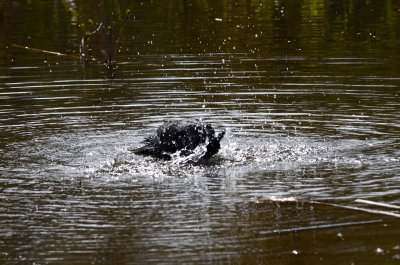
[[1, 1, 400, 264]]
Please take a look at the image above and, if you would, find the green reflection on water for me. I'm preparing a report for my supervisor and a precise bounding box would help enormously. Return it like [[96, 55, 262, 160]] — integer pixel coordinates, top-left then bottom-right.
[[1, 0, 400, 63]]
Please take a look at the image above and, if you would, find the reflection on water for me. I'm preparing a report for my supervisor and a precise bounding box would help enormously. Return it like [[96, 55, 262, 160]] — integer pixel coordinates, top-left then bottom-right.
[[1, 0, 400, 264]]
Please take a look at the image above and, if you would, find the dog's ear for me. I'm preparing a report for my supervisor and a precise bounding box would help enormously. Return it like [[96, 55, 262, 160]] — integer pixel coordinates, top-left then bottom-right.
[[205, 124, 215, 135]]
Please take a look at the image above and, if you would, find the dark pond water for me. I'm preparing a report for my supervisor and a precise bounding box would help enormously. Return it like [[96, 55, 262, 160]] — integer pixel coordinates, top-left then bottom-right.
[[1, 0, 400, 264]]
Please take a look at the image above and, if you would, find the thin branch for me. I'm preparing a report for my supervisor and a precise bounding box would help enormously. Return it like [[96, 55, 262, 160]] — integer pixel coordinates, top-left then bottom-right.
[[313, 201, 400, 218], [91, 22, 104, 35], [112, 10, 132, 45], [355, 199, 400, 210], [12, 44, 81, 59], [251, 197, 400, 218], [259, 219, 382, 235]]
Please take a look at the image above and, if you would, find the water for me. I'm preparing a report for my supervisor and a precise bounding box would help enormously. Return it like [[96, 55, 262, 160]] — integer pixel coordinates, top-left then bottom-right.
[[1, 1, 400, 264]]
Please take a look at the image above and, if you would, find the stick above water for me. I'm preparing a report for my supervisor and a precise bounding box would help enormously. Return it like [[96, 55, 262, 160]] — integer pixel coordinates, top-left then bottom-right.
[[12, 44, 81, 59], [355, 199, 400, 210], [259, 219, 382, 235]]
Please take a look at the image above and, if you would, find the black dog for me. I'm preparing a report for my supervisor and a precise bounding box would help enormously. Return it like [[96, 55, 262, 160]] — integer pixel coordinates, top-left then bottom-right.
[[132, 120, 225, 160]]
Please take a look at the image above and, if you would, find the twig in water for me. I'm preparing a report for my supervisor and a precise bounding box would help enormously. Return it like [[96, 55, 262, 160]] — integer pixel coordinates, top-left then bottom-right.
[[103, 9, 133, 71], [12, 44, 81, 59], [251, 196, 400, 218], [313, 201, 400, 218], [259, 219, 382, 235], [355, 199, 400, 210], [79, 20, 103, 62]]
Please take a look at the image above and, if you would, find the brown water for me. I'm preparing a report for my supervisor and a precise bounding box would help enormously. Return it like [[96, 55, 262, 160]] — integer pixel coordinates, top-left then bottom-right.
[[1, 1, 400, 264]]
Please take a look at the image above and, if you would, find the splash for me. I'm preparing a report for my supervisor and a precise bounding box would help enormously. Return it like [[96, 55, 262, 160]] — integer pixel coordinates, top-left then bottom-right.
[[98, 134, 359, 181], [9, 130, 382, 185]]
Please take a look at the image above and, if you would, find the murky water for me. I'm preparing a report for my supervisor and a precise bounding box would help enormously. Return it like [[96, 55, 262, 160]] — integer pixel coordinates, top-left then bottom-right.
[[1, 1, 400, 264]]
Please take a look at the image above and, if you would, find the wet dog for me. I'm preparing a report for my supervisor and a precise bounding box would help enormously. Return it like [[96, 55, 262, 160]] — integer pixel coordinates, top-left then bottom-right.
[[132, 120, 225, 160]]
